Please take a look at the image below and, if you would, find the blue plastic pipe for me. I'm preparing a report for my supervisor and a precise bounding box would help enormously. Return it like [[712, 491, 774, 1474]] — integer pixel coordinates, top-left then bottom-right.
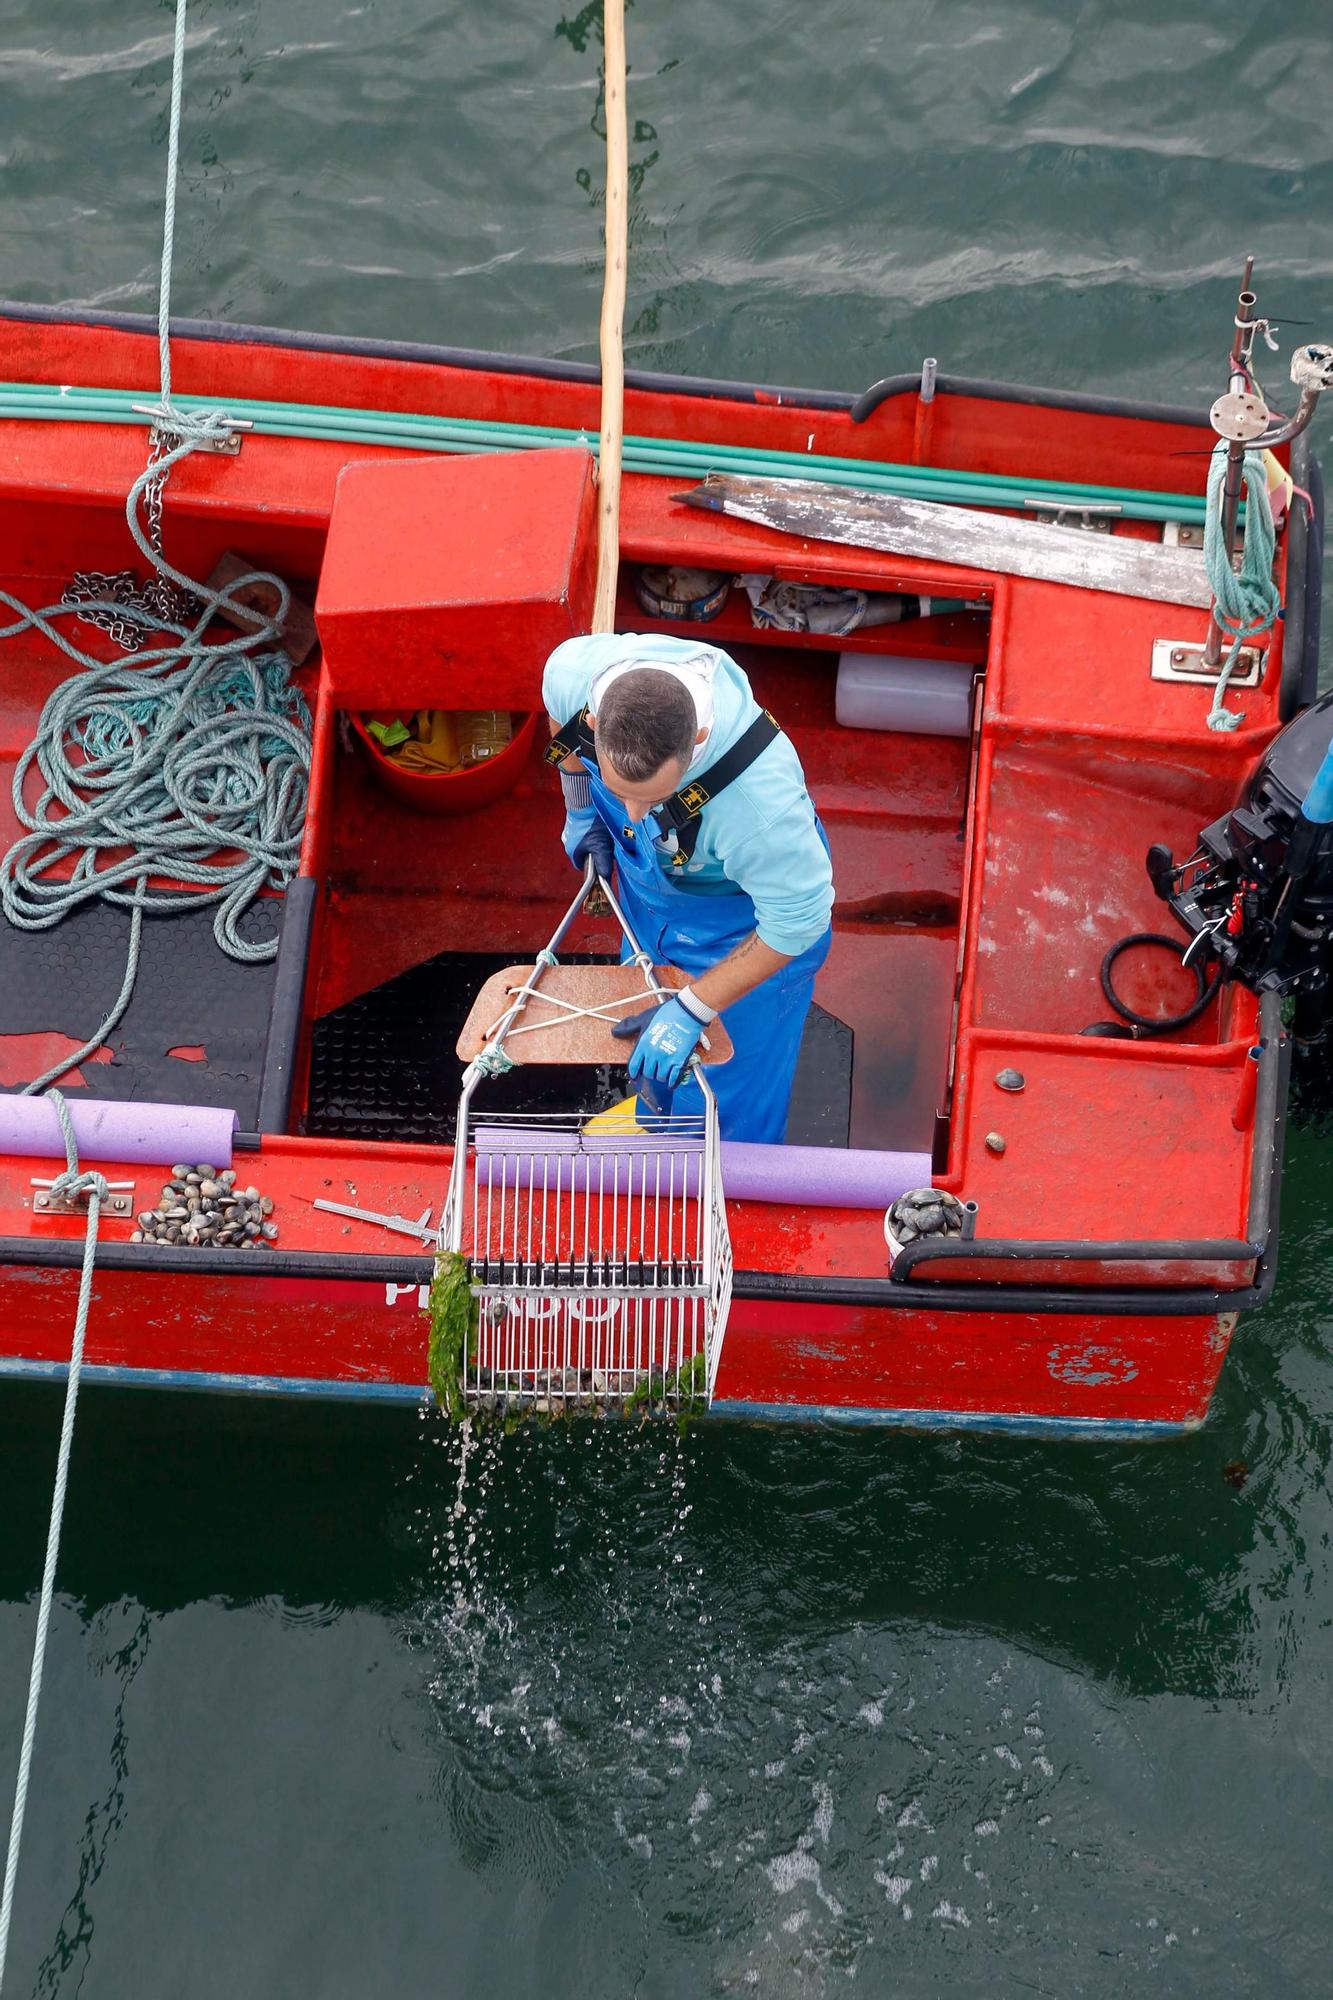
[[1302, 742, 1333, 824]]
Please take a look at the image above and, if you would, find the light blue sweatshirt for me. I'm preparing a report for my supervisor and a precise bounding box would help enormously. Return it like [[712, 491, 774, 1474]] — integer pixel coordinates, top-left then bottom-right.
[[543, 632, 834, 957]]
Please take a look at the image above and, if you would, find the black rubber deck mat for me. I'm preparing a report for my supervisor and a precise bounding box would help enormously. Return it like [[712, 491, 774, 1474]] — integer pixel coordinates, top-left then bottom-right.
[[306, 949, 853, 1148], [0, 897, 281, 1125], [786, 1003, 853, 1149]]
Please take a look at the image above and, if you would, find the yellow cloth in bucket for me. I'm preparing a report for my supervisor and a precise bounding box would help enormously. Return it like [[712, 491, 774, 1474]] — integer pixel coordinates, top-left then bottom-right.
[[365, 711, 513, 772], [389, 710, 462, 773]]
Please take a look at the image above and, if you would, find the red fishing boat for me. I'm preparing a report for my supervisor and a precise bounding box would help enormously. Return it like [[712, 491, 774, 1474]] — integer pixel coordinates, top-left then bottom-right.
[[0, 292, 1327, 1437]]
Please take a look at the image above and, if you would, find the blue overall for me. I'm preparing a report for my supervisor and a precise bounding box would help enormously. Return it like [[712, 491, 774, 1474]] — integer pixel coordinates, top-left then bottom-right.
[[585, 760, 832, 1144]]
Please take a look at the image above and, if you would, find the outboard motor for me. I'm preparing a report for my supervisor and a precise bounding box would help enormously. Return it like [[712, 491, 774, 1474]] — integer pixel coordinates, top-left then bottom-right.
[[1148, 690, 1333, 1047]]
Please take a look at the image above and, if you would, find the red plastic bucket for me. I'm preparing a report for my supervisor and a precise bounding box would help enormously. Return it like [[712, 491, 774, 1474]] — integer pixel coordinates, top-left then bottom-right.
[[348, 710, 539, 814]]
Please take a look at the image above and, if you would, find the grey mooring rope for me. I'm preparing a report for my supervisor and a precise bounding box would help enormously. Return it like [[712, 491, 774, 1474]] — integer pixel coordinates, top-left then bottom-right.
[[0, 1094, 109, 1991], [0, 556, 311, 1092], [0, 0, 310, 1982], [0, 580, 311, 1090], [0, 0, 311, 1099]]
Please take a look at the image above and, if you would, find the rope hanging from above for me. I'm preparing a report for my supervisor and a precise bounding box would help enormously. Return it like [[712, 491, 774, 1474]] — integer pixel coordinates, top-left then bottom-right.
[[0, 1093, 108, 1993], [592, 0, 628, 634], [1203, 440, 1281, 732], [0, 0, 309, 1098], [0, 2, 305, 1983]]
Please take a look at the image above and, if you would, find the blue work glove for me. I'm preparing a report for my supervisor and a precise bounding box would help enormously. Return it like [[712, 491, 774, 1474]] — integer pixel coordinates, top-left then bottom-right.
[[612, 995, 706, 1104], [562, 807, 615, 883]]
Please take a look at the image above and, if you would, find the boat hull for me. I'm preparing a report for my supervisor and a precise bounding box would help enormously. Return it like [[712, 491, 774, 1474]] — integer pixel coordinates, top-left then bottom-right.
[[0, 1257, 1233, 1438]]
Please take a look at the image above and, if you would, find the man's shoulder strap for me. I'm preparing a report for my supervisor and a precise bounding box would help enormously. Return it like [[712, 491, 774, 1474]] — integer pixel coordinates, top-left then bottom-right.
[[544, 706, 596, 767], [545, 702, 785, 866], [655, 709, 783, 866]]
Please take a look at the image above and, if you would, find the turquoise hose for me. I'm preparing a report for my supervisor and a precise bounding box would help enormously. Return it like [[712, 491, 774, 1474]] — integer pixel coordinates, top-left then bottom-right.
[[0, 381, 1215, 525]]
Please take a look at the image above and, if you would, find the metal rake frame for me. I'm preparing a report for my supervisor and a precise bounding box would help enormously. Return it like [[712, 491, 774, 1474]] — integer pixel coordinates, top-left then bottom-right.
[[439, 863, 732, 1412]]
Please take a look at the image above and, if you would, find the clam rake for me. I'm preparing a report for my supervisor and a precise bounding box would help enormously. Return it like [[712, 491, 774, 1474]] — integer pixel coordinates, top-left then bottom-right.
[[440, 863, 734, 1414]]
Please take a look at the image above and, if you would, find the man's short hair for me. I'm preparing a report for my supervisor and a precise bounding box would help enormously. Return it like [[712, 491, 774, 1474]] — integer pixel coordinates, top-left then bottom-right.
[[594, 669, 697, 784]]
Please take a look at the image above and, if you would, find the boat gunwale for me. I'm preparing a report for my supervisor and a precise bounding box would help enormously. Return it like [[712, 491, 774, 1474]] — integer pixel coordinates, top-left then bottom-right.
[[0, 1235, 1276, 1317], [0, 299, 1218, 429], [0, 1177, 1281, 1320]]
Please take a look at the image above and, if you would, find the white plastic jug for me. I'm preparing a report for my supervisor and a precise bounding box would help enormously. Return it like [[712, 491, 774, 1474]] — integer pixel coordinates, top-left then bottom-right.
[[835, 653, 978, 738]]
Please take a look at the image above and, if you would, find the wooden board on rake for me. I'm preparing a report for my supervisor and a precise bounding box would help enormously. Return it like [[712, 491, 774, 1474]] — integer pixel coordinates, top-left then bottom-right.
[[456, 963, 733, 1067]]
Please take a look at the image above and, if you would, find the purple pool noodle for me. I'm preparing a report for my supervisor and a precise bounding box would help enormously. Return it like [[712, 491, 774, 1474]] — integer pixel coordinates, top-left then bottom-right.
[[0, 1095, 239, 1167], [723, 1141, 929, 1210], [474, 1128, 929, 1210], [475, 1126, 698, 1199]]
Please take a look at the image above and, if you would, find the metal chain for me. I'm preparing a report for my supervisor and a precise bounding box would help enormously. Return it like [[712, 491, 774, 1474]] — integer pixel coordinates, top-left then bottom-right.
[[139, 427, 200, 623], [61, 428, 200, 648], [60, 570, 148, 651]]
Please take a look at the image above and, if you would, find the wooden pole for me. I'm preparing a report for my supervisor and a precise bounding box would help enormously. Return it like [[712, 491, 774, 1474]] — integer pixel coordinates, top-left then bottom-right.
[[592, 0, 628, 634]]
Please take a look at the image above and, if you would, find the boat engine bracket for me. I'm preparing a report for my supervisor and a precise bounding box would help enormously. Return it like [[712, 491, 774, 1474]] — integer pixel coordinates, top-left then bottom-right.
[[1147, 689, 1333, 1044]]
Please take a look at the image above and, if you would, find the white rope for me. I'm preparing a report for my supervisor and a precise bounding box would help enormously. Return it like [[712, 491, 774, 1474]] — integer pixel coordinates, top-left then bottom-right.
[[0, 6, 253, 1976], [158, 0, 188, 411], [146, 0, 237, 451], [481, 975, 674, 1042], [0, 1094, 108, 1993], [0, 0, 307, 1099]]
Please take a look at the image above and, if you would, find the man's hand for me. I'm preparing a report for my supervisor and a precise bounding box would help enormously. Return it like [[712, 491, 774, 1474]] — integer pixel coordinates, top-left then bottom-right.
[[562, 809, 615, 883], [612, 994, 705, 1094]]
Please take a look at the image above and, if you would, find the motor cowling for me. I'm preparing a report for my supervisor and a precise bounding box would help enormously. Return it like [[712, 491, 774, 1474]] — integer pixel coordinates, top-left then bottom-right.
[[1151, 690, 1333, 1045]]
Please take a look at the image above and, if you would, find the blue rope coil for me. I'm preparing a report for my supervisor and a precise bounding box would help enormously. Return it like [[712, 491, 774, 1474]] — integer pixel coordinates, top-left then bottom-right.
[[1203, 441, 1281, 732]]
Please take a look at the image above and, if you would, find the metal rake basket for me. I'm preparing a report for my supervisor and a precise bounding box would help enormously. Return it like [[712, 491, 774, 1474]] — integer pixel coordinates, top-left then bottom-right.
[[439, 866, 733, 1413]]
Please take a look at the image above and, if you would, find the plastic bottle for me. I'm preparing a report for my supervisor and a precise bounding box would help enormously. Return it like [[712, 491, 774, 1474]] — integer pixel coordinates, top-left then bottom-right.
[[456, 711, 513, 764]]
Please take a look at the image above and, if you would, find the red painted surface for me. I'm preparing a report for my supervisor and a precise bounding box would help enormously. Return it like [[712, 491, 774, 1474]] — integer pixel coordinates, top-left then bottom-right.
[[0, 1035, 112, 1089], [315, 447, 597, 709], [718, 1297, 1234, 1426], [0, 311, 1290, 1428]]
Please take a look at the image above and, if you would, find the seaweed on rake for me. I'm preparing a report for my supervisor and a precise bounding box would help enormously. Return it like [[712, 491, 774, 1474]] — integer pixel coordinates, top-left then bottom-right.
[[425, 1251, 479, 1420]]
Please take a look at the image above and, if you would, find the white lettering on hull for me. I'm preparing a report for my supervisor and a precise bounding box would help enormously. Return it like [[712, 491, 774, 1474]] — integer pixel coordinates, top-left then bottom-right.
[[386, 1282, 431, 1308]]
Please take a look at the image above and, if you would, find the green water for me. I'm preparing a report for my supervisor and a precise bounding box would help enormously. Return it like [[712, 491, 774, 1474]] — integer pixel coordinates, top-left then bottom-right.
[[3, 1, 1333, 1992]]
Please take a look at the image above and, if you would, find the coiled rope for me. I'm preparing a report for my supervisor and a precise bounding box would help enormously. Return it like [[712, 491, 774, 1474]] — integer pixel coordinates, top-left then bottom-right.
[[0, 1094, 108, 1991], [1203, 440, 1280, 732], [1, 548, 310, 1091]]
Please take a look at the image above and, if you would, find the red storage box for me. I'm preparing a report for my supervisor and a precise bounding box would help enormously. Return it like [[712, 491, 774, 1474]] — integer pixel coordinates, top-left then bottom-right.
[[315, 447, 598, 710]]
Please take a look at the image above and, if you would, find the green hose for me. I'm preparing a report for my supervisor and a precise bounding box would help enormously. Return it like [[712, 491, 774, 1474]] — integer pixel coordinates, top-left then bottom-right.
[[0, 380, 1215, 526]]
